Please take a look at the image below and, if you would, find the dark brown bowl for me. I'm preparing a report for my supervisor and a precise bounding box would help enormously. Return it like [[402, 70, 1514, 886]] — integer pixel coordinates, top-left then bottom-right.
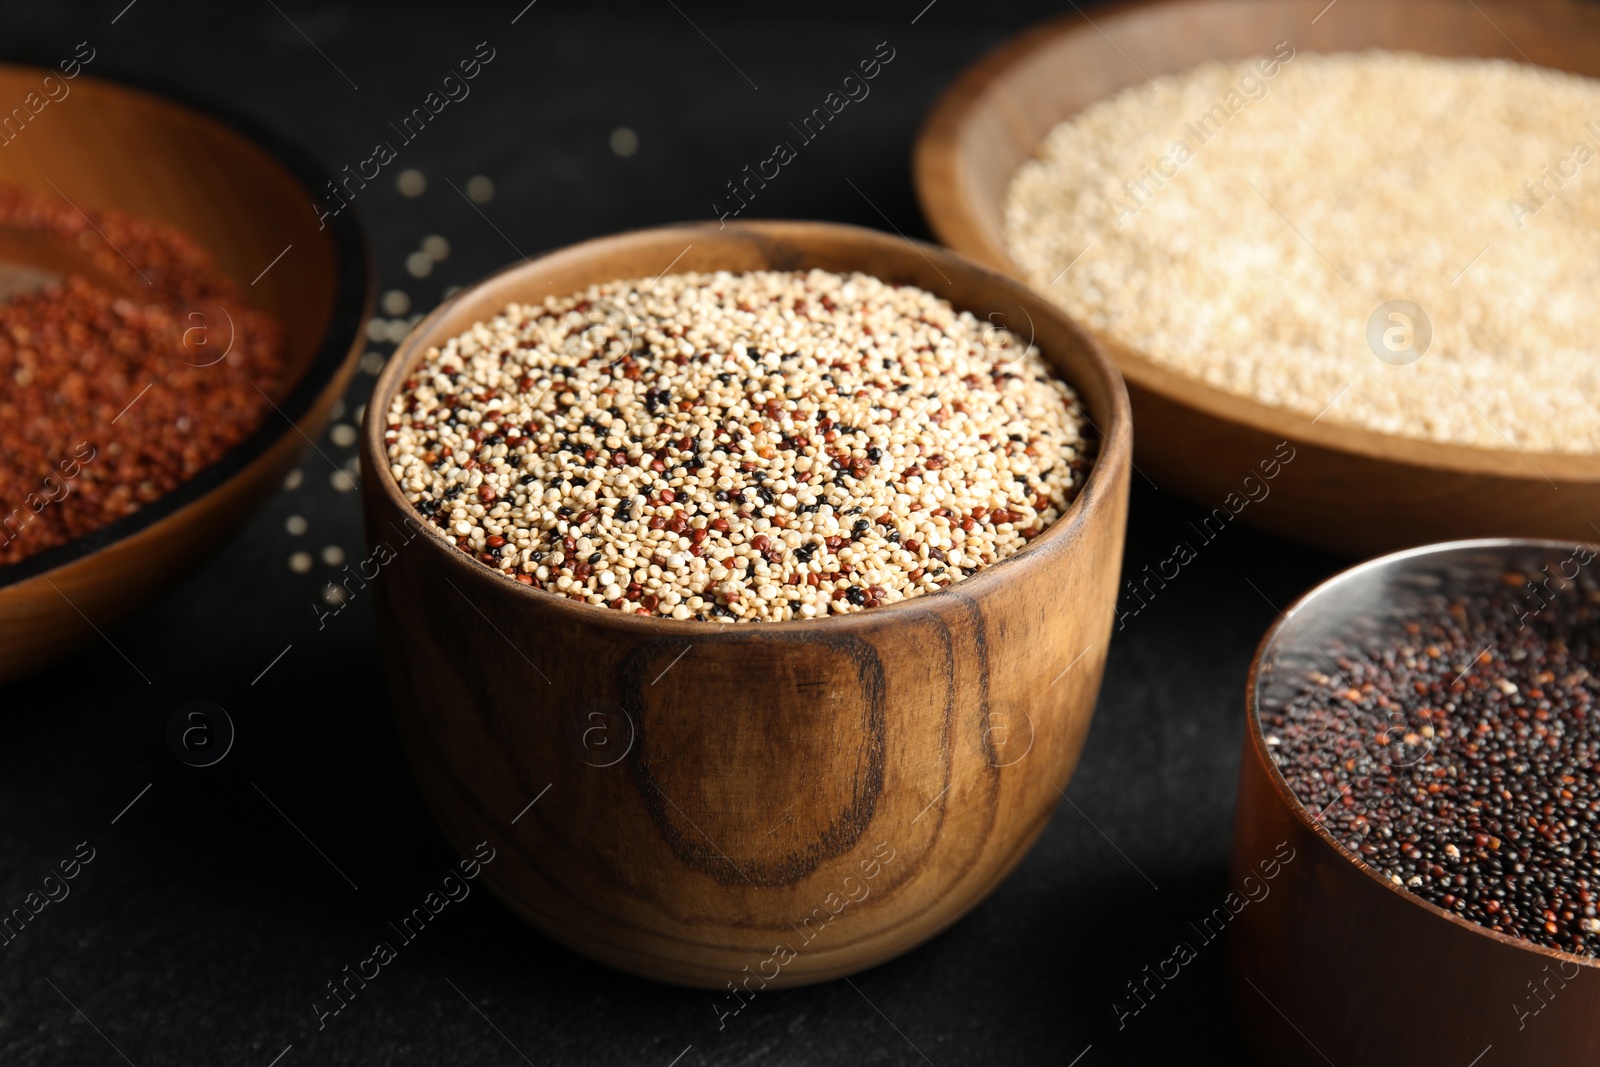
[[359, 220, 1132, 987], [1231, 539, 1600, 1066], [914, 0, 1600, 556], [0, 65, 371, 685]]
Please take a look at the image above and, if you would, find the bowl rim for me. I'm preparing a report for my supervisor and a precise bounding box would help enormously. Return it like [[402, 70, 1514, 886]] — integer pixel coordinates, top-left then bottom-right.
[[360, 217, 1132, 634], [911, 0, 1600, 483], [0, 62, 373, 590], [1245, 535, 1600, 970]]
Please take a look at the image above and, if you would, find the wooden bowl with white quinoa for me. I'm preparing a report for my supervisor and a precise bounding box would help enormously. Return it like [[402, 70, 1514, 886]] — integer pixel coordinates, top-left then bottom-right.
[[915, 0, 1600, 555], [359, 220, 1131, 986]]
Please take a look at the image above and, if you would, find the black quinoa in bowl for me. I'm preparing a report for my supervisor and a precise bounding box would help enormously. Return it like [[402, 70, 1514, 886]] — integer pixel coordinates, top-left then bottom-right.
[[1263, 545, 1600, 955]]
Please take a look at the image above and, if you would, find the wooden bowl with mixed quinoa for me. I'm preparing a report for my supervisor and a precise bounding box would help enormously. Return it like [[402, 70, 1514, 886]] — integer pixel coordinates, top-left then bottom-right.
[[358, 220, 1132, 986], [0, 67, 370, 685], [915, 0, 1600, 556]]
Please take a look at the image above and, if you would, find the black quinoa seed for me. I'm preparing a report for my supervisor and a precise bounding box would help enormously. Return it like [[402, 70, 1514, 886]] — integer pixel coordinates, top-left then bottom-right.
[[1265, 580, 1600, 955]]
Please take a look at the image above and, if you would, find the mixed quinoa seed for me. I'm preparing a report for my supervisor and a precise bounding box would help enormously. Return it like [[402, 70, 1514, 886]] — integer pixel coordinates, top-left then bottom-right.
[[1265, 582, 1600, 955], [384, 269, 1093, 622]]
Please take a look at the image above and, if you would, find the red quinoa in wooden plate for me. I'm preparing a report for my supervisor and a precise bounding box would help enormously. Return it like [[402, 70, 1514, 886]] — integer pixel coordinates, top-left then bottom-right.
[[0, 184, 288, 566]]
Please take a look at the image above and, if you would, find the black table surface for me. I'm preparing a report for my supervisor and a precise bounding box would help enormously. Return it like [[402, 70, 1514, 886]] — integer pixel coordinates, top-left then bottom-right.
[[2, 3, 1349, 1064]]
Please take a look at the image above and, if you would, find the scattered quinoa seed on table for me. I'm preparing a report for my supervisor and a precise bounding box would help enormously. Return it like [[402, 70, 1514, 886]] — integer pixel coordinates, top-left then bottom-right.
[[385, 269, 1092, 622]]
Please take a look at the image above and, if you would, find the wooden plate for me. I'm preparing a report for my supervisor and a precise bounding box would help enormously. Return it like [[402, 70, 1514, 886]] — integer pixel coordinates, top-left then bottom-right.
[[0, 66, 371, 685], [914, 0, 1600, 556]]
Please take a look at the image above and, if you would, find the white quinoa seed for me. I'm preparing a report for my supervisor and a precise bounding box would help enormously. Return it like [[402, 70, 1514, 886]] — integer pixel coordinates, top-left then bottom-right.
[[384, 269, 1093, 623], [421, 235, 451, 262], [1005, 51, 1600, 454], [405, 252, 434, 279], [396, 169, 427, 198]]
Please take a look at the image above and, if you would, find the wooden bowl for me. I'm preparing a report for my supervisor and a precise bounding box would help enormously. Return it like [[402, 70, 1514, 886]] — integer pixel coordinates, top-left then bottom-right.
[[359, 220, 1132, 987], [914, 0, 1600, 557], [0, 66, 371, 685], [1230, 539, 1600, 1066]]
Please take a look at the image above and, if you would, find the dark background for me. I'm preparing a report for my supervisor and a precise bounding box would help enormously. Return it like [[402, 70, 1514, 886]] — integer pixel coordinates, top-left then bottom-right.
[[1, 3, 1346, 1064]]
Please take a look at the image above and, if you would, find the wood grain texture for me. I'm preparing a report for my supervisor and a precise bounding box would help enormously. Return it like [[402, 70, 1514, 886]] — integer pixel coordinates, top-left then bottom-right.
[[1230, 540, 1600, 1066], [0, 66, 371, 685], [913, 0, 1600, 557], [359, 220, 1133, 987]]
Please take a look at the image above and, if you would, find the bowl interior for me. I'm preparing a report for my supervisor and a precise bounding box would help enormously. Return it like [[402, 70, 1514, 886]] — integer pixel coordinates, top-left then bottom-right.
[[916, 0, 1600, 478], [366, 219, 1131, 625], [1256, 540, 1600, 725]]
